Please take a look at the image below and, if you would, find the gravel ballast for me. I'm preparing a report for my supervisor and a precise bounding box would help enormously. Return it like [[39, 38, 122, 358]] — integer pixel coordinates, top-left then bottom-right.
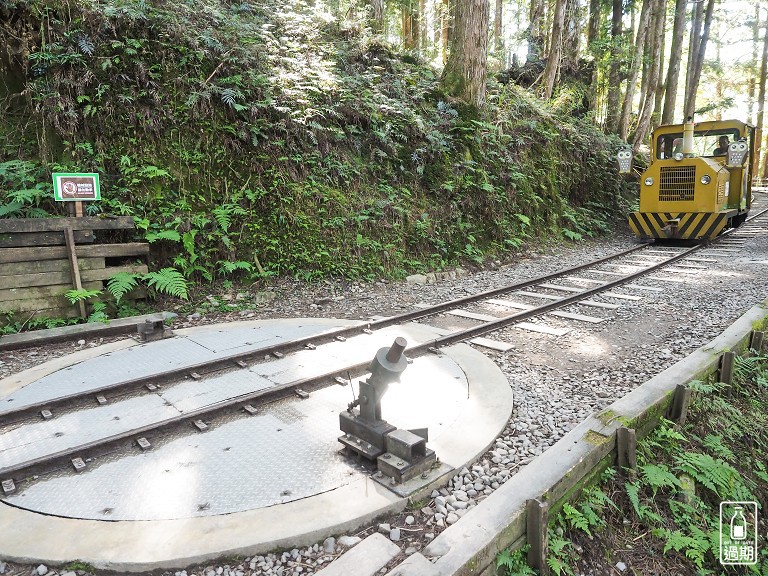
[[1, 204, 767, 576]]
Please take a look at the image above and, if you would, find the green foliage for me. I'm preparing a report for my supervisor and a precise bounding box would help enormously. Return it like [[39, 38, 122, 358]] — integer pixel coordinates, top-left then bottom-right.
[[107, 272, 141, 304], [495, 546, 536, 576], [545, 355, 768, 575], [0, 0, 632, 281], [142, 268, 188, 300], [64, 288, 103, 305]]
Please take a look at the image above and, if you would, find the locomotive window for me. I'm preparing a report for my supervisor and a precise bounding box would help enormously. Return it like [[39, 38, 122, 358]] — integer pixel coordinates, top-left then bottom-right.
[[656, 129, 742, 159]]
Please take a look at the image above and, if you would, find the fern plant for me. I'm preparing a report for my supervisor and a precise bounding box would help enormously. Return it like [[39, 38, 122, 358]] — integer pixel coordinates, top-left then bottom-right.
[[65, 288, 103, 305], [143, 268, 188, 300], [495, 546, 535, 576]]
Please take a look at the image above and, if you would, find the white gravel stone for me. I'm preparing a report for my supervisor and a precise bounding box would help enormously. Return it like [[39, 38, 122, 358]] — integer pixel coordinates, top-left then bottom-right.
[[35, 566, 48, 576], [337, 535, 361, 547], [389, 527, 401, 542]]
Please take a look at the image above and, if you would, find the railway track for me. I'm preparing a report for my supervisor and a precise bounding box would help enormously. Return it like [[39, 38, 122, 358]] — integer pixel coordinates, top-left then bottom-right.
[[2, 208, 767, 493]]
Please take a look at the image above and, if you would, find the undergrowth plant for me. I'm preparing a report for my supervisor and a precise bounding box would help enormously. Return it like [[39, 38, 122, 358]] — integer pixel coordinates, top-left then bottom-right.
[[0, 0, 635, 282], [496, 356, 768, 576]]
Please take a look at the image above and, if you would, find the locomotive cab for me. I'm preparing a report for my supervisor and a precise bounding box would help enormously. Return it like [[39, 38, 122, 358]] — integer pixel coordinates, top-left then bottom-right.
[[628, 119, 755, 240]]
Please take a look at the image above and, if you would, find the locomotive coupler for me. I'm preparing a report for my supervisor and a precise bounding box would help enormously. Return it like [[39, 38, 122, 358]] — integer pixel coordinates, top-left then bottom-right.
[[338, 336, 436, 484]]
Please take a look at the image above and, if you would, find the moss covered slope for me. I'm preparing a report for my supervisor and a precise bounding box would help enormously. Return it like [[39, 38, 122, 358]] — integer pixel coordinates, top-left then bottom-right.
[[0, 0, 632, 280]]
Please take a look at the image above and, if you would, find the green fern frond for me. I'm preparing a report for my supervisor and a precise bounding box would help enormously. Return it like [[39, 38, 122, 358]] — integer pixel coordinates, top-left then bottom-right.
[[145, 230, 181, 243], [674, 452, 750, 500], [701, 434, 735, 462], [640, 464, 680, 495], [107, 272, 141, 303], [65, 288, 102, 304], [218, 260, 253, 275], [142, 268, 188, 300]]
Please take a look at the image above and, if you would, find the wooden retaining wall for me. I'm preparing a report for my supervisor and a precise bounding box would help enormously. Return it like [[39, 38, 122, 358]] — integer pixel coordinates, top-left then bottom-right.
[[0, 217, 149, 322]]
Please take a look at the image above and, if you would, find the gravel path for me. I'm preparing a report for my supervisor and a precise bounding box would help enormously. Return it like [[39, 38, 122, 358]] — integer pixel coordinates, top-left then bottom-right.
[[1, 198, 768, 576]]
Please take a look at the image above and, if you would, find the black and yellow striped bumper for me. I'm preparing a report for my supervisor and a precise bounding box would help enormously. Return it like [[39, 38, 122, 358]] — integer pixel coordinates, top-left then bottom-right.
[[628, 211, 735, 240]]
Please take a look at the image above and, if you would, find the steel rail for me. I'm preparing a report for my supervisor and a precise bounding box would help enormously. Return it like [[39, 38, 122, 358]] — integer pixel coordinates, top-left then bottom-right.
[[3, 209, 767, 481], [0, 247, 716, 479], [0, 244, 650, 421]]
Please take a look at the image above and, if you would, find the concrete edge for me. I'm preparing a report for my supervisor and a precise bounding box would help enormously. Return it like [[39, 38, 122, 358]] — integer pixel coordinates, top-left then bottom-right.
[[0, 320, 512, 572], [314, 533, 400, 576], [0, 312, 176, 351], [327, 299, 768, 576]]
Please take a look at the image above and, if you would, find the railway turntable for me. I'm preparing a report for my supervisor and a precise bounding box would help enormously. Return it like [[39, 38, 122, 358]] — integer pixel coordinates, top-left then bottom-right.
[[0, 317, 511, 571]]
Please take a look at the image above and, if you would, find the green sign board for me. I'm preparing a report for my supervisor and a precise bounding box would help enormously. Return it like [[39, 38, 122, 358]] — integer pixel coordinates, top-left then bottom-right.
[[52, 172, 101, 201]]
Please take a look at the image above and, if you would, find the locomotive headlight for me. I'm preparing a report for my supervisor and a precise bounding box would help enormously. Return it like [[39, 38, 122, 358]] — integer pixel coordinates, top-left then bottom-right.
[[674, 152, 684, 161], [700, 175, 711, 185], [644, 177, 654, 186]]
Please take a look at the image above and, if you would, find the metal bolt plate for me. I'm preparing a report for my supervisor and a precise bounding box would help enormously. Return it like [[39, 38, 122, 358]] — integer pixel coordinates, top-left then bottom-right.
[[40, 409, 52, 420], [294, 389, 309, 399], [136, 437, 151, 450], [145, 383, 158, 391], [71, 457, 86, 472], [193, 419, 208, 432], [235, 360, 248, 368], [334, 376, 347, 386], [335, 336, 346, 342], [1, 479, 16, 495], [243, 404, 258, 415], [190, 372, 202, 380], [305, 343, 316, 350], [96, 395, 107, 405], [272, 351, 284, 359]]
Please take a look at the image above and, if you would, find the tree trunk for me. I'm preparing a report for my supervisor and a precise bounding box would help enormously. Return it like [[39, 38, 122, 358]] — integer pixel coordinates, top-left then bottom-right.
[[652, 4, 667, 129], [618, 0, 651, 141], [587, 0, 600, 49], [561, 0, 581, 72], [528, 0, 546, 61], [441, 0, 450, 65], [605, 0, 623, 133], [402, 1, 419, 50], [661, 0, 687, 124], [494, 0, 503, 58], [757, 7, 768, 178], [441, 0, 490, 108], [748, 2, 760, 124], [684, 0, 715, 119], [632, 0, 666, 152], [367, 0, 385, 32], [542, 0, 566, 99]]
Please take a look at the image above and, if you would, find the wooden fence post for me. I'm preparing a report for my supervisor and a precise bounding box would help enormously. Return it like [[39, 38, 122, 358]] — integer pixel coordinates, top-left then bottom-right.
[[526, 498, 549, 575], [617, 427, 637, 470]]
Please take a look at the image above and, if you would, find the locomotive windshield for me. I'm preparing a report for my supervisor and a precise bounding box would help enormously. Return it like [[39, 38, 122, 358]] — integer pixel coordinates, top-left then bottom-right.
[[656, 128, 742, 159]]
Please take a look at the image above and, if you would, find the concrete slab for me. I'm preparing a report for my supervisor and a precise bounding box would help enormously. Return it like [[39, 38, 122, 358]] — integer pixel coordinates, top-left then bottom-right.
[[0, 318, 512, 571], [314, 534, 400, 576]]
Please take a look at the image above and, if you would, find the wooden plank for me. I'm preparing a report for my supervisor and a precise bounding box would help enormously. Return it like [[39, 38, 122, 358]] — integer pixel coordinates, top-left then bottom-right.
[[0, 282, 103, 303], [446, 309, 499, 322], [0, 216, 135, 233], [65, 227, 86, 318], [0, 257, 105, 277], [0, 311, 174, 351], [0, 264, 147, 290], [81, 263, 148, 282], [1, 307, 80, 322], [0, 284, 146, 312], [0, 230, 93, 248], [0, 242, 149, 263]]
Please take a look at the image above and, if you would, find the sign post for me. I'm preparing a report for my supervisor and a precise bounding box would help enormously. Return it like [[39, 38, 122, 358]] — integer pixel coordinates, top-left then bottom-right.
[[52, 172, 101, 318], [52, 172, 100, 217]]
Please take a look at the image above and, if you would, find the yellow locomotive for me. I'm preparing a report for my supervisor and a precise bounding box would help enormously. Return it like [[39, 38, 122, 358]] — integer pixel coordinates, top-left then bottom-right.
[[622, 119, 756, 240]]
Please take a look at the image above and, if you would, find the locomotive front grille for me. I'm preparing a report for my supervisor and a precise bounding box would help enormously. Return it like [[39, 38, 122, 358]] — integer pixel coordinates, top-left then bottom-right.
[[658, 166, 695, 202]]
